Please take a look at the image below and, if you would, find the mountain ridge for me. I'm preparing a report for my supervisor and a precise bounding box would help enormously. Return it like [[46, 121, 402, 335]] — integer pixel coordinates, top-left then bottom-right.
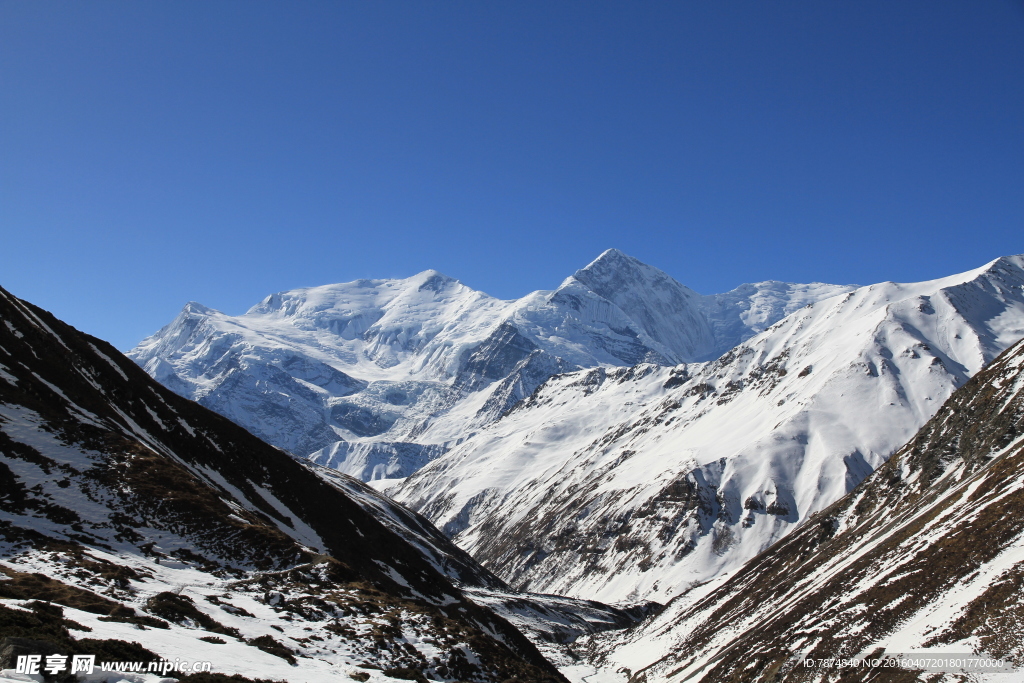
[[583, 327, 1024, 682], [128, 251, 855, 482], [392, 253, 1024, 604]]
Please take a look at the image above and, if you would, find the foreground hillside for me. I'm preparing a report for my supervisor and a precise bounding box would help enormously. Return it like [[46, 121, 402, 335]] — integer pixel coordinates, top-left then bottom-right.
[[583, 330, 1024, 682], [0, 285, 570, 681], [394, 255, 1024, 604]]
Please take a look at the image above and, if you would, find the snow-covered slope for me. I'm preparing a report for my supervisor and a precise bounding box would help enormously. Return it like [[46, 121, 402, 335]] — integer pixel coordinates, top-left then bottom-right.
[[697, 279, 864, 356], [586, 332, 1024, 683], [392, 255, 1024, 604], [130, 249, 850, 480]]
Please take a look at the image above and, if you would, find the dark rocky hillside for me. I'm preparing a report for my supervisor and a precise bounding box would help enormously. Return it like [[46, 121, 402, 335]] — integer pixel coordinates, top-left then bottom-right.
[[0, 285, 567, 681]]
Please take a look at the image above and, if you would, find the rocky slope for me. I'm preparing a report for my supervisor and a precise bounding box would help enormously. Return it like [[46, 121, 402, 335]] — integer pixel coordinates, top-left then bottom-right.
[[0, 284, 581, 682], [584, 325, 1024, 683], [392, 255, 1024, 604], [129, 249, 853, 481]]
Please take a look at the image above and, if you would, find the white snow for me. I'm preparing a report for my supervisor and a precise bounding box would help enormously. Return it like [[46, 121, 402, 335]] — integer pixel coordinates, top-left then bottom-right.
[[392, 255, 1024, 604], [128, 250, 856, 474]]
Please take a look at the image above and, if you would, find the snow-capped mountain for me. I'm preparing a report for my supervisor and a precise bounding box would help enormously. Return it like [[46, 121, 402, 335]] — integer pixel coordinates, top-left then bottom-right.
[[129, 249, 852, 480], [392, 255, 1024, 604], [584, 331, 1024, 682], [0, 284, 615, 682]]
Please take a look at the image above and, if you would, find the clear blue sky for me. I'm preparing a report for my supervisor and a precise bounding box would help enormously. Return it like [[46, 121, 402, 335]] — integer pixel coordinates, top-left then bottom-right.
[[3, 1, 1023, 350]]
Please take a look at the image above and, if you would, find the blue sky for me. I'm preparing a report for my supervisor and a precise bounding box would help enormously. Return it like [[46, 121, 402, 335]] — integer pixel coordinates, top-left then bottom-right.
[[3, 1, 1023, 350]]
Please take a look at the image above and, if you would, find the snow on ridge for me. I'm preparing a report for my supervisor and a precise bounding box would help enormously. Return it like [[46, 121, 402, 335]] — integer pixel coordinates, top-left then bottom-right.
[[594, 336, 1024, 682], [391, 253, 1024, 605], [127, 251, 854, 481]]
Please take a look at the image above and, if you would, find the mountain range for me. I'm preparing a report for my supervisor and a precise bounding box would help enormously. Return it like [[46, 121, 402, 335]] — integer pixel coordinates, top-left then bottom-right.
[[392, 255, 1024, 604], [5, 248, 1024, 682], [130, 250, 1024, 607], [128, 249, 853, 481]]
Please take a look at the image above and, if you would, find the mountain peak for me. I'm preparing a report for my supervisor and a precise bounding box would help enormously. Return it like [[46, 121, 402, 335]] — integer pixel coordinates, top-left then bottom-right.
[[555, 249, 716, 363], [985, 253, 1024, 273], [576, 248, 643, 279], [570, 249, 686, 301], [181, 300, 216, 316], [415, 268, 450, 278], [588, 247, 629, 264], [411, 269, 459, 293]]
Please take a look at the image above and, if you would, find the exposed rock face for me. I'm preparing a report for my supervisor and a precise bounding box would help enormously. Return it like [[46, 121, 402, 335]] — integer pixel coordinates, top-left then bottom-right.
[[128, 249, 854, 481], [588, 332, 1024, 682]]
